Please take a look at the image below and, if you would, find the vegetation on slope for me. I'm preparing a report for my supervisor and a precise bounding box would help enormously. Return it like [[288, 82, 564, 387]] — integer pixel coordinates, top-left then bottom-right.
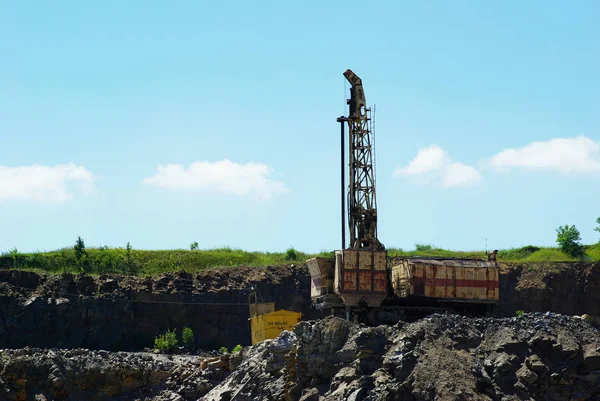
[[1, 242, 599, 276], [388, 244, 600, 263]]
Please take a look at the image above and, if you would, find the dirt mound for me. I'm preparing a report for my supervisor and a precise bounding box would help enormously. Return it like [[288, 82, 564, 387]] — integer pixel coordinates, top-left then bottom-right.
[[205, 313, 600, 400]]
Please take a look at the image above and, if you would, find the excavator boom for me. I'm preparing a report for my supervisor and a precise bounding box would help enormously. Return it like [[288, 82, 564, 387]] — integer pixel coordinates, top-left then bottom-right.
[[343, 69, 383, 250]]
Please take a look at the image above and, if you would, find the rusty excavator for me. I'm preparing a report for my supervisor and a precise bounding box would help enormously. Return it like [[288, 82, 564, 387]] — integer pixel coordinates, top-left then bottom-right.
[[306, 70, 499, 325]]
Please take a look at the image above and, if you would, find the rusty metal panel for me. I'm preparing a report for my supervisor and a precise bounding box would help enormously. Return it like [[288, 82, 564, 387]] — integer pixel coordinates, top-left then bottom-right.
[[424, 265, 433, 297], [435, 266, 446, 298], [344, 271, 357, 290], [343, 250, 358, 270], [390, 260, 409, 297], [358, 271, 372, 291], [414, 264, 425, 295], [374, 252, 387, 270], [333, 251, 343, 295], [359, 251, 372, 270], [464, 268, 474, 299], [454, 268, 466, 298], [374, 271, 387, 292], [335, 249, 388, 307], [475, 268, 486, 299], [307, 257, 335, 299], [395, 258, 500, 302]]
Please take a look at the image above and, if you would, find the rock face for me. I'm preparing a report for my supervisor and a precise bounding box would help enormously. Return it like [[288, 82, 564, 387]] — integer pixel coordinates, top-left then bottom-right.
[[0, 348, 232, 401], [1, 262, 600, 351], [205, 313, 600, 401], [0, 267, 320, 351], [498, 262, 600, 317], [0, 314, 599, 400]]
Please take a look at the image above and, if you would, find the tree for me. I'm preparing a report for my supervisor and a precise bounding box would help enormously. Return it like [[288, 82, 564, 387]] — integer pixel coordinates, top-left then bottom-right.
[[595, 217, 600, 243], [74, 236, 86, 260], [74, 236, 88, 272], [125, 242, 133, 272], [556, 225, 584, 257], [190, 241, 199, 251]]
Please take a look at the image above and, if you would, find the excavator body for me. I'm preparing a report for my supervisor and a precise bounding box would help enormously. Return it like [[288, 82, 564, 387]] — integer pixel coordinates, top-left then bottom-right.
[[306, 69, 500, 323]]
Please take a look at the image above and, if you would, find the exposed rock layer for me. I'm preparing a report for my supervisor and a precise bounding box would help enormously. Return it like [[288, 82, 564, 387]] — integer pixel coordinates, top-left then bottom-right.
[[2, 313, 599, 400], [0, 266, 317, 350], [0, 262, 599, 351], [206, 313, 600, 401]]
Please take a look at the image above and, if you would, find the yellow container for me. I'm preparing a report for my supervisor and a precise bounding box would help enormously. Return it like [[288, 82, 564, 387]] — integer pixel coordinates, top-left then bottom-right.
[[250, 309, 302, 345]]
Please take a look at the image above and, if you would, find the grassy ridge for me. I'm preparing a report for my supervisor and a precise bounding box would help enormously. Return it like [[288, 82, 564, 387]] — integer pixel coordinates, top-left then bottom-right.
[[2, 244, 599, 276], [2, 247, 332, 276]]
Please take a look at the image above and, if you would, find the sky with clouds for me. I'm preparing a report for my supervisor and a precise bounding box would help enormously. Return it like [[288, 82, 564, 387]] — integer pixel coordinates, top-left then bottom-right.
[[1, 1, 599, 252]]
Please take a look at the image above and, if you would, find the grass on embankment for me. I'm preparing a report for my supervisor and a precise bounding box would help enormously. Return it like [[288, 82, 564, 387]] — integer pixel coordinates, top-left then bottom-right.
[[387, 244, 600, 263], [2, 247, 332, 276], [2, 244, 599, 276]]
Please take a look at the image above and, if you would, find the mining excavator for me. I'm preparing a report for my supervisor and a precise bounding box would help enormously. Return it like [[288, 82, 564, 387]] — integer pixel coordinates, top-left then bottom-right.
[[306, 70, 499, 325]]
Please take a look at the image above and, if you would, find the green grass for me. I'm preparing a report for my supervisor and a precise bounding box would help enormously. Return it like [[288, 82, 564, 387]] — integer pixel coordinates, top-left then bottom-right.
[[2, 244, 599, 276], [388, 244, 600, 263], [1, 246, 333, 276]]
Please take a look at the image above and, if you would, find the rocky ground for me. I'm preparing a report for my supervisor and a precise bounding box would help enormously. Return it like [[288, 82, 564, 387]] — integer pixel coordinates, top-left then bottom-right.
[[2, 262, 600, 400], [1, 313, 599, 400]]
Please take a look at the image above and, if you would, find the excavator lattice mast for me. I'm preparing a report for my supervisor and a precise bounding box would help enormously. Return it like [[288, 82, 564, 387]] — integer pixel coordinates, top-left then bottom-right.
[[342, 69, 383, 251]]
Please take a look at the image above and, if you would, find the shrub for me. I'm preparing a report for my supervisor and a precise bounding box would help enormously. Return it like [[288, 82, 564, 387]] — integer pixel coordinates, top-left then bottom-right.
[[285, 247, 298, 261], [219, 346, 229, 354], [556, 225, 584, 257], [515, 310, 524, 317], [595, 217, 600, 243], [190, 242, 199, 251], [182, 326, 194, 348], [154, 329, 179, 353], [232, 344, 242, 353], [519, 245, 540, 254], [415, 244, 433, 252]]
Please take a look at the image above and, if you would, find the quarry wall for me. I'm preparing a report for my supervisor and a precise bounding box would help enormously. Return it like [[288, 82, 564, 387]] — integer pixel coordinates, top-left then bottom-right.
[[0, 262, 598, 351]]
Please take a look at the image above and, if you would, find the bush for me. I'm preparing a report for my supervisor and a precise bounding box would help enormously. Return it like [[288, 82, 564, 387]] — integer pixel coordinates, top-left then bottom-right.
[[182, 326, 194, 348], [415, 244, 433, 252], [285, 247, 298, 261], [519, 245, 540, 254], [154, 329, 179, 353], [232, 344, 242, 353], [515, 310, 524, 317], [595, 217, 600, 243], [556, 225, 584, 257], [190, 242, 199, 251], [219, 346, 229, 353]]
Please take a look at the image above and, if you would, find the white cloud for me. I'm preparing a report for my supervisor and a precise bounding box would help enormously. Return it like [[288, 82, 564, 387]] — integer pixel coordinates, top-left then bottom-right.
[[394, 145, 449, 176], [0, 163, 95, 201], [489, 136, 600, 173], [442, 162, 483, 188], [394, 145, 481, 188], [143, 159, 290, 200]]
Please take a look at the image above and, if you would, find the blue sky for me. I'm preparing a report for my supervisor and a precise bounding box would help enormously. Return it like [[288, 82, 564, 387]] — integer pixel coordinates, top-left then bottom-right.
[[1, 1, 599, 253]]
